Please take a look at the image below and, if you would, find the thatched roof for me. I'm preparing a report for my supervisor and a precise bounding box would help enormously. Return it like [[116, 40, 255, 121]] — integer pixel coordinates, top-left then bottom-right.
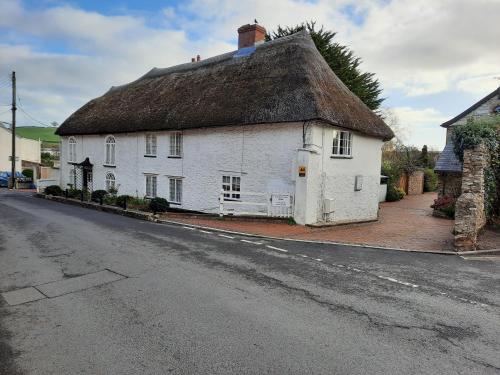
[[57, 30, 393, 141]]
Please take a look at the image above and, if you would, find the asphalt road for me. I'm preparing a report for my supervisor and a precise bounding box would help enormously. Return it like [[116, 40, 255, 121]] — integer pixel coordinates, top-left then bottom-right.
[[0, 191, 499, 374]]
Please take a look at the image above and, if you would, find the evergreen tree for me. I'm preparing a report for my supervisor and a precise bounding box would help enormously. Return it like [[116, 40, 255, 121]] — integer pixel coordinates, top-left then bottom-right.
[[266, 21, 384, 111], [420, 145, 430, 167]]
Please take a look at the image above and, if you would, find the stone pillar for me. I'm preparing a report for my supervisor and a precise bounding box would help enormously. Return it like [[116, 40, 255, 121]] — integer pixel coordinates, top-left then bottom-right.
[[454, 144, 489, 250]]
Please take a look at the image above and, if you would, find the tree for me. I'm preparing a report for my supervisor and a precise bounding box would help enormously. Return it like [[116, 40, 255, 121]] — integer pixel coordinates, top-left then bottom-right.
[[420, 145, 430, 167], [266, 21, 384, 111]]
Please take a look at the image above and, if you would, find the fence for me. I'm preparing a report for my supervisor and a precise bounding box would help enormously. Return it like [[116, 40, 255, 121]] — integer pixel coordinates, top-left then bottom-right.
[[219, 190, 294, 218]]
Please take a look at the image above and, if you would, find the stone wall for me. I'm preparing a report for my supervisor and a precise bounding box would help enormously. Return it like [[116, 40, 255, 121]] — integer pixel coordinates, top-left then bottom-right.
[[454, 144, 490, 250], [407, 170, 424, 195], [436, 172, 462, 199]]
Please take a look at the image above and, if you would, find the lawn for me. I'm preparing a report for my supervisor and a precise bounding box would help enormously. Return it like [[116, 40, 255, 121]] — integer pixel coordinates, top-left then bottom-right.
[[16, 126, 59, 144]]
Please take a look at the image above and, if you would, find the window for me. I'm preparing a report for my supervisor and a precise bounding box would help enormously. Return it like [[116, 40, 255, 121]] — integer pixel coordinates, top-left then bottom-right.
[[169, 132, 182, 157], [145, 175, 157, 198], [332, 130, 352, 157], [145, 134, 157, 156], [68, 168, 75, 187], [169, 178, 182, 204], [68, 137, 76, 162], [105, 172, 115, 191], [222, 175, 240, 199], [105, 135, 116, 165]]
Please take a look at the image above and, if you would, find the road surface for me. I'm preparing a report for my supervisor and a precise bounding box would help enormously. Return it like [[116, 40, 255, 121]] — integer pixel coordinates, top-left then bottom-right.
[[0, 191, 499, 374]]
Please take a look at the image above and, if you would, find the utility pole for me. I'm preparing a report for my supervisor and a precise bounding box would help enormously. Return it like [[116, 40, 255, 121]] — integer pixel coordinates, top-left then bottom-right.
[[9, 71, 16, 189]]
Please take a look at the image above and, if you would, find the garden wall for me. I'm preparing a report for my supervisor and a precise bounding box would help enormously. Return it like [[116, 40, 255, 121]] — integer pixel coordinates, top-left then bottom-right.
[[454, 144, 489, 250]]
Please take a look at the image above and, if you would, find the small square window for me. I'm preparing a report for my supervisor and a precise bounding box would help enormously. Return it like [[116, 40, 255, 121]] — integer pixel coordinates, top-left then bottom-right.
[[332, 131, 352, 157], [222, 175, 241, 200]]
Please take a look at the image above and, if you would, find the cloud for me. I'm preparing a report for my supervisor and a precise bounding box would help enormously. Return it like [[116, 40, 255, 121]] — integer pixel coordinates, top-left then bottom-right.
[[0, 0, 497, 152]]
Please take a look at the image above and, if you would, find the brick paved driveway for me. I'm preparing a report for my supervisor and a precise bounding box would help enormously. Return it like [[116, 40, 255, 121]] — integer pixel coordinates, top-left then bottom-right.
[[164, 193, 465, 252]]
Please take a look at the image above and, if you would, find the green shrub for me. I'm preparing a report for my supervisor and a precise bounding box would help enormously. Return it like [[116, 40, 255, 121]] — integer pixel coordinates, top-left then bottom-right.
[[386, 187, 405, 202], [44, 185, 63, 196], [115, 195, 131, 208], [91, 190, 108, 202], [67, 188, 82, 199], [103, 194, 116, 205], [22, 169, 33, 179], [382, 161, 405, 202], [423, 168, 438, 192], [149, 197, 169, 213]]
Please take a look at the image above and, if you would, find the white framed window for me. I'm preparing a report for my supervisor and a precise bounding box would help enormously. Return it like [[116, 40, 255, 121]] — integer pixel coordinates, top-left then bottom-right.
[[169, 178, 182, 204], [145, 174, 157, 198], [105, 135, 116, 165], [105, 172, 115, 191], [222, 175, 240, 199], [332, 130, 352, 157], [68, 136, 77, 162], [169, 132, 182, 157], [68, 168, 75, 187], [145, 134, 157, 156]]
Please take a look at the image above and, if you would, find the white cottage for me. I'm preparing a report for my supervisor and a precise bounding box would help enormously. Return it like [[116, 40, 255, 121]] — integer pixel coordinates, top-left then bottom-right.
[[56, 24, 393, 225]]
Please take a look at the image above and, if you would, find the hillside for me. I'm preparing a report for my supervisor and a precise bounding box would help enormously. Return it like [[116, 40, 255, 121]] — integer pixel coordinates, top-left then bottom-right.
[[16, 126, 59, 144]]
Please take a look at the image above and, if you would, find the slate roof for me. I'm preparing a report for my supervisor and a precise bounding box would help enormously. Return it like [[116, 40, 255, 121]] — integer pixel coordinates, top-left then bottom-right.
[[435, 141, 462, 173], [441, 87, 500, 128], [56, 30, 394, 141]]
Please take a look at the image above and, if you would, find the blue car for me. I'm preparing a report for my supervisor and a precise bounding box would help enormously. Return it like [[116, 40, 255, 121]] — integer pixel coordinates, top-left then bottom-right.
[[0, 171, 32, 188]]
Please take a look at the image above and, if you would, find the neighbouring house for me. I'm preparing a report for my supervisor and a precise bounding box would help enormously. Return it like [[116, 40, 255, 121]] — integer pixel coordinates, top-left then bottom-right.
[[0, 123, 41, 179], [435, 87, 500, 199], [55, 24, 393, 225]]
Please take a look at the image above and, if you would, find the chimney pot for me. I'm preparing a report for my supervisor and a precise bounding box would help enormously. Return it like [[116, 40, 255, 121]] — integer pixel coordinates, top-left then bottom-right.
[[196, 54, 201, 62], [191, 57, 195, 63], [237, 23, 266, 49]]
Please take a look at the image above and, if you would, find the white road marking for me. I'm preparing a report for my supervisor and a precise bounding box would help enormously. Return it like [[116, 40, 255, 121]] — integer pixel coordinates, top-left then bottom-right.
[[378, 275, 418, 288], [314, 258, 323, 262], [241, 239, 263, 245], [199, 230, 212, 234], [266, 245, 288, 253], [298, 254, 308, 258], [183, 226, 196, 230], [218, 234, 235, 239]]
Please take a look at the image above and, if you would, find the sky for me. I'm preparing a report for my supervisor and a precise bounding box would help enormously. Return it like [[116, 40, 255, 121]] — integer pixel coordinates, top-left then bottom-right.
[[0, 0, 499, 150]]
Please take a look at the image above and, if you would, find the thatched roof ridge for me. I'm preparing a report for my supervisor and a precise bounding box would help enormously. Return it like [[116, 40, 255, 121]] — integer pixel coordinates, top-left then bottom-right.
[[57, 30, 393, 141]]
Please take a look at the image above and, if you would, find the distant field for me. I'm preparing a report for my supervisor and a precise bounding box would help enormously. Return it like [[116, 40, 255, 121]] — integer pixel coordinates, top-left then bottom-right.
[[16, 126, 59, 144]]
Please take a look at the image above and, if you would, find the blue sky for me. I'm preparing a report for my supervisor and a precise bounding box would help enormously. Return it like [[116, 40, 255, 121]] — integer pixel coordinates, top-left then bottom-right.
[[1, 0, 499, 150]]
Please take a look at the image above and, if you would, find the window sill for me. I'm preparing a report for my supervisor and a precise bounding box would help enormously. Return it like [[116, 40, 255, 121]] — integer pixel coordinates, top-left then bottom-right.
[[144, 155, 157, 158], [169, 201, 181, 206], [103, 164, 116, 168], [330, 155, 353, 159], [167, 155, 182, 159], [67, 161, 77, 165]]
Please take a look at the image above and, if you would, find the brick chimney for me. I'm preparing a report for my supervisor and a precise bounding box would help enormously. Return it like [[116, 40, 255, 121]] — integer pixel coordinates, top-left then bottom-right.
[[237, 23, 266, 49]]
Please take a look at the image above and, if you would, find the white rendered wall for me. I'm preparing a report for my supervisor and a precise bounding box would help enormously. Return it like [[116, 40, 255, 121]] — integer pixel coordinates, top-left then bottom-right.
[[299, 123, 383, 224], [59, 123, 303, 213], [0, 126, 41, 172]]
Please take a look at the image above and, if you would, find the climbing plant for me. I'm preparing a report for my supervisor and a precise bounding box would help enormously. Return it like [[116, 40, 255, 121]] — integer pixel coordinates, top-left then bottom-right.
[[452, 116, 500, 219]]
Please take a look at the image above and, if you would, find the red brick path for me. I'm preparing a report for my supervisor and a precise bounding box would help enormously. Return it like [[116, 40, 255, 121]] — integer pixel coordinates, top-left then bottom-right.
[[163, 193, 462, 252]]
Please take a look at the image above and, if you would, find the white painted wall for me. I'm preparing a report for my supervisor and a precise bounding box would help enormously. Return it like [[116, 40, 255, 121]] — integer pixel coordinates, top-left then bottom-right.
[[60, 123, 303, 213], [0, 126, 41, 172], [296, 123, 383, 224], [59, 121, 383, 225]]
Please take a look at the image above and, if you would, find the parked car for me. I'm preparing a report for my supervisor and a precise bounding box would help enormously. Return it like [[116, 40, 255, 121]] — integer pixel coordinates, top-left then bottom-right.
[[0, 171, 32, 188]]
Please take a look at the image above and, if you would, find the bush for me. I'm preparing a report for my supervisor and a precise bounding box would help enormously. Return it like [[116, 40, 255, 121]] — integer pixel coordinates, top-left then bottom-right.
[[423, 168, 438, 192], [44, 185, 63, 196], [431, 195, 456, 219], [103, 194, 116, 205], [67, 188, 82, 199], [386, 187, 405, 202], [149, 197, 169, 213], [91, 190, 108, 203], [22, 169, 33, 179], [115, 195, 131, 208]]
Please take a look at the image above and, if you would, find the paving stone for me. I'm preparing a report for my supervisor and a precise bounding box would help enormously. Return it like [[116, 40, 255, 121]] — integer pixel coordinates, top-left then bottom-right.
[[36, 270, 125, 298], [1, 287, 46, 306]]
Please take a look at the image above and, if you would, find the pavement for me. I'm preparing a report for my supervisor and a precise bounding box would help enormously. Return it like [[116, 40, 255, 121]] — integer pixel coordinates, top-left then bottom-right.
[[162, 192, 500, 252], [0, 190, 499, 374]]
